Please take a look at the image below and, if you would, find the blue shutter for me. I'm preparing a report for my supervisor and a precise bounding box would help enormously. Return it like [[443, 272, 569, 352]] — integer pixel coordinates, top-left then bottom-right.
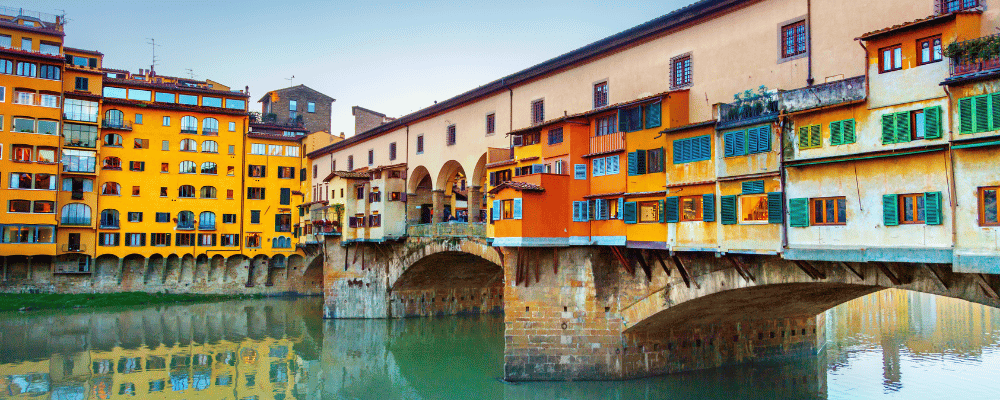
[[574, 164, 587, 180], [664, 196, 679, 223], [618, 108, 627, 132], [645, 101, 662, 128], [720, 195, 738, 225], [724, 132, 735, 157], [757, 125, 771, 152], [592, 158, 602, 177], [958, 97, 973, 134], [627, 152, 638, 175], [595, 199, 605, 220], [883, 194, 899, 226], [881, 114, 896, 144], [975, 95, 990, 133], [623, 202, 638, 224], [607, 156, 619, 175], [895, 112, 911, 143], [618, 198, 624, 220], [789, 198, 809, 227], [767, 192, 783, 224], [924, 192, 942, 225], [532, 164, 544, 174], [673, 140, 683, 164], [572, 201, 580, 222], [747, 128, 759, 154], [636, 149, 646, 174], [492, 200, 500, 221], [733, 130, 746, 156], [741, 180, 765, 194], [698, 135, 711, 160], [702, 193, 715, 222], [513, 198, 522, 220], [924, 107, 942, 139]]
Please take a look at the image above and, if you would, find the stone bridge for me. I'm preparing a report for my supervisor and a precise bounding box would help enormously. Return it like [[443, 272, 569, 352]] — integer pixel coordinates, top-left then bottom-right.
[[322, 236, 1000, 381]]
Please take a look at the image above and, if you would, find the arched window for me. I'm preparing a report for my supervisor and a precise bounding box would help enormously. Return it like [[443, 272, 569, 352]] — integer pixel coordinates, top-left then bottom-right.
[[61, 203, 91, 225], [177, 211, 194, 229], [104, 109, 124, 128], [103, 133, 123, 147], [273, 236, 291, 249], [199, 211, 216, 229], [201, 140, 219, 153], [99, 209, 119, 228], [179, 161, 196, 174], [202, 118, 219, 135], [102, 156, 122, 170], [101, 182, 121, 196], [200, 186, 217, 199], [179, 138, 197, 152], [200, 162, 217, 175], [178, 185, 196, 198], [180, 116, 198, 133]]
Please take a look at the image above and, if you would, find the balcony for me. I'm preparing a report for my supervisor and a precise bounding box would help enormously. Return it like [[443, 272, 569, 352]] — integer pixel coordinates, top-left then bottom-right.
[[589, 131, 624, 155], [60, 244, 86, 253], [407, 222, 486, 238], [101, 120, 133, 131], [13, 92, 59, 108], [487, 147, 514, 165], [249, 111, 304, 129], [63, 112, 98, 123], [946, 33, 1000, 81], [60, 217, 91, 226], [718, 90, 780, 130], [176, 222, 194, 230], [198, 223, 215, 231], [780, 76, 866, 114], [276, 224, 292, 233]]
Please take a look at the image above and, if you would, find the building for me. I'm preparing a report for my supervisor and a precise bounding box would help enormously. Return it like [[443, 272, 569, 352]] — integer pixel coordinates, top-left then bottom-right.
[[352, 106, 394, 136], [258, 85, 335, 134]]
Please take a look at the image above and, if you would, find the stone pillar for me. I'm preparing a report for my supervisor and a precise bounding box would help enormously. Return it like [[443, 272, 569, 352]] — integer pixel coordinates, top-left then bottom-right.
[[432, 190, 446, 223], [406, 193, 419, 223], [467, 186, 483, 223]]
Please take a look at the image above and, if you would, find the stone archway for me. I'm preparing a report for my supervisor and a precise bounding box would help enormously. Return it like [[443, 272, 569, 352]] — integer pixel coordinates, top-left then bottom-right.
[[434, 160, 467, 223], [387, 238, 503, 317], [407, 166, 434, 224], [468, 153, 488, 222]]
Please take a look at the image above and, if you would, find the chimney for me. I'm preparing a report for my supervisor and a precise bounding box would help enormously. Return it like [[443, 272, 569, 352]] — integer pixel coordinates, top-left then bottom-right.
[[340, 132, 345, 138]]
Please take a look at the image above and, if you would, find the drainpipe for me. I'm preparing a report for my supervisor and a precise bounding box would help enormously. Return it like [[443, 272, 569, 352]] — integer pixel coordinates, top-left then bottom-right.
[[778, 116, 789, 251], [806, 0, 814, 86], [943, 85, 958, 249], [241, 116, 247, 264], [855, 38, 870, 98]]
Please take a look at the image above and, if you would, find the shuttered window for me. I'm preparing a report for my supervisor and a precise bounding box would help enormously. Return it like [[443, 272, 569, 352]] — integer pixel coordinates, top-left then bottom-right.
[[572, 201, 592, 222], [279, 188, 290, 205], [882, 107, 944, 143], [606, 156, 620, 175], [627, 150, 648, 175], [957, 93, 1000, 135], [741, 180, 765, 194], [789, 198, 810, 227], [664, 196, 680, 222], [798, 124, 821, 149], [593, 158, 606, 177], [512, 198, 522, 220], [720, 195, 738, 225], [767, 192, 783, 224], [644, 101, 661, 129], [618, 106, 643, 133], [623, 201, 638, 224], [574, 164, 587, 180], [882, 192, 942, 226], [673, 135, 711, 164], [645, 148, 665, 173], [829, 119, 857, 145], [702, 194, 715, 222]]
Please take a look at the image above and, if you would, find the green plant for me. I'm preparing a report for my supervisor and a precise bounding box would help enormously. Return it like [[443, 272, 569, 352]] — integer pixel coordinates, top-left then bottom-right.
[[944, 35, 1000, 63]]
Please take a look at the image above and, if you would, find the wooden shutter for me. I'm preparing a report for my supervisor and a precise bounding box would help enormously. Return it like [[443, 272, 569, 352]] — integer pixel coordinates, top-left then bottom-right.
[[798, 126, 810, 149], [894, 112, 911, 143], [734, 129, 747, 155], [664, 196, 679, 223], [607, 156, 619, 175], [843, 119, 856, 144], [655, 148, 665, 172], [657, 199, 666, 223], [789, 198, 809, 227], [958, 97, 973, 134], [623, 202, 637, 224], [702, 193, 715, 222], [767, 192, 783, 224], [492, 200, 499, 221], [881, 114, 896, 144], [572, 201, 581, 222], [618, 198, 624, 220], [757, 126, 771, 153], [975, 95, 990, 133], [645, 101, 662, 128], [924, 107, 942, 139], [992, 93, 1000, 131], [618, 109, 627, 133], [635, 149, 646, 174], [673, 140, 684, 163], [274, 215, 281, 231], [513, 198, 522, 220], [720, 195, 738, 225], [698, 135, 711, 160], [588, 200, 596, 221], [830, 120, 843, 145], [724, 132, 736, 157], [741, 180, 765, 194], [280, 188, 290, 205], [574, 164, 587, 180], [924, 192, 942, 225], [809, 124, 821, 148], [883, 194, 899, 226], [627, 152, 638, 175]]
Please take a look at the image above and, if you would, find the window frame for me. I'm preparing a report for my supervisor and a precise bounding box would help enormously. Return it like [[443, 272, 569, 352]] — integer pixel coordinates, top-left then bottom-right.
[[898, 193, 926, 224], [637, 201, 660, 223], [679, 195, 703, 222], [779, 18, 809, 62], [879, 44, 903, 73], [485, 113, 496, 135], [531, 99, 544, 125], [738, 194, 770, 224], [593, 81, 609, 109], [810, 197, 847, 226], [979, 186, 1000, 227], [670, 54, 692, 88], [917, 35, 943, 66]]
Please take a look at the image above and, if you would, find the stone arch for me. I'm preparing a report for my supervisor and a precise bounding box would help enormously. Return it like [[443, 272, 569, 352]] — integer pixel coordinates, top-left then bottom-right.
[[248, 254, 269, 287], [121, 254, 146, 290], [469, 152, 488, 188], [434, 160, 468, 222], [94, 254, 120, 282], [407, 165, 431, 194], [195, 254, 211, 284], [267, 255, 287, 287], [209, 255, 226, 283], [434, 160, 466, 191], [301, 255, 323, 291], [621, 256, 1000, 337], [164, 254, 181, 284], [407, 166, 434, 224], [180, 254, 196, 284], [145, 254, 165, 285], [225, 255, 245, 284]]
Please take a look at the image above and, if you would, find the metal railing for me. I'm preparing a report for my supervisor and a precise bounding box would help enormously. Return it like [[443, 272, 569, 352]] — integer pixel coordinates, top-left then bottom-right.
[[949, 33, 1000, 77], [590, 131, 624, 154], [487, 147, 514, 164], [248, 111, 304, 128], [0, 6, 61, 24], [101, 120, 132, 130], [718, 91, 780, 129], [60, 244, 86, 252], [407, 222, 486, 238]]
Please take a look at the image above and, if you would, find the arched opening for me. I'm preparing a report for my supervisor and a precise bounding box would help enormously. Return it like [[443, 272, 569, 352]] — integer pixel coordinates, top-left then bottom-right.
[[121, 254, 145, 290], [435, 160, 467, 222], [390, 251, 504, 317], [146, 254, 165, 285], [407, 166, 433, 224], [468, 153, 488, 222]]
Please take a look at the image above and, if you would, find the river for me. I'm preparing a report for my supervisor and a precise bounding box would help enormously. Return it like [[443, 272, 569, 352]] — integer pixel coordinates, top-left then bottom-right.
[[0, 289, 997, 399]]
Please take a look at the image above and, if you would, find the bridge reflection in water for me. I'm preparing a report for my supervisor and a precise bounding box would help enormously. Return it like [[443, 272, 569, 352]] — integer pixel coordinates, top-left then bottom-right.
[[0, 290, 997, 399]]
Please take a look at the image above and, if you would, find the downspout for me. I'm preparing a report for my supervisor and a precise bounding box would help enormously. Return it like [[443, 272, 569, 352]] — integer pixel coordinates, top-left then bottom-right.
[[241, 116, 247, 273], [506, 78, 514, 147], [855, 38, 870, 99], [779, 115, 789, 251], [806, 0, 814, 86], [943, 85, 958, 249]]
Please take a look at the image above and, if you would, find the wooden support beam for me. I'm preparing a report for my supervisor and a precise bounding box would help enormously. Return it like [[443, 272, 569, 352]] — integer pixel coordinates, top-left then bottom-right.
[[923, 264, 948, 292], [610, 247, 634, 275], [875, 262, 902, 286], [794, 260, 826, 280], [633, 249, 652, 281], [975, 274, 999, 300], [671, 255, 692, 289], [727, 255, 756, 283], [552, 248, 559, 274], [493, 247, 506, 267], [515, 249, 523, 286], [653, 251, 671, 276], [533, 249, 540, 284], [838, 261, 864, 280]]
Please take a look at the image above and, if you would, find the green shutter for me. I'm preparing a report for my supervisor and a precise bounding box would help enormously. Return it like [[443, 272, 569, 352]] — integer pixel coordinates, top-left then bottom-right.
[[618, 109, 627, 133], [924, 192, 942, 225], [883, 194, 899, 226], [742, 180, 765, 194], [958, 97, 973, 134], [623, 202, 638, 224], [975, 95, 990, 133], [664, 196, 679, 223], [280, 188, 290, 205], [843, 119, 856, 144], [992, 93, 1000, 131], [275, 215, 282, 231], [658, 199, 666, 223], [895, 112, 911, 143], [636, 149, 647, 174], [720, 195, 738, 225], [809, 125, 821, 148], [924, 106, 941, 139], [627, 152, 638, 176], [656, 147, 665, 172], [797, 126, 809, 149], [645, 102, 662, 129], [830, 120, 843, 146], [702, 194, 715, 222], [767, 192, 783, 224], [881, 114, 896, 144], [789, 197, 809, 227]]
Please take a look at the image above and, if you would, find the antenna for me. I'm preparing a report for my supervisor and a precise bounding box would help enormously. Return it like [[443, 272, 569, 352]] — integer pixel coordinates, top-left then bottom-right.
[[185, 68, 198, 79], [145, 38, 160, 71], [286, 75, 295, 87]]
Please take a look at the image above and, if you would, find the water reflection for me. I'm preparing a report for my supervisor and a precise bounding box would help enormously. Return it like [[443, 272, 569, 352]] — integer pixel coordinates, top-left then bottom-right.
[[0, 289, 997, 399]]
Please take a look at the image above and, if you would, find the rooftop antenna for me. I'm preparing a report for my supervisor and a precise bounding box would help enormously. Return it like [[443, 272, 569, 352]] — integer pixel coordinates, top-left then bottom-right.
[[286, 75, 295, 87], [145, 38, 160, 73], [185, 68, 198, 79]]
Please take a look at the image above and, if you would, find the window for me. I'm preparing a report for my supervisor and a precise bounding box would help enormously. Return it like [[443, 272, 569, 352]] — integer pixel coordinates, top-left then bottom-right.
[[275, 214, 292, 232], [8, 173, 54, 190], [12, 117, 35, 132], [199, 234, 216, 246], [133, 138, 149, 149], [548, 127, 564, 145], [221, 234, 238, 246], [200, 140, 218, 153], [199, 212, 216, 229], [725, 125, 772, 156], [160, 187, 167, 197], [202, 97, 222, 107], [7, 200, 29, 213], [942, 0, 979, 13], [250, 143, 266, 155], [595, 114, 617, 136], [416, 135, 424, 154], [638, 201, 660, 223], [246, 233, 262, 248], [12, 145, 31, 162], [229, 121, 236, 132], [151, 233, 170, 246], [593, 81, 609, 108], [127, 212, 143, 223], [348, 155, 354, 171], [200, 186, 217, 199], [0, 34, 8, 48], [202, 118, 218, 135], [619, 106, 643, 133], [102, 156, 122, 170], [446, 125, 457, 146], [898, 193, 926, 224], [129, 161, 145, 171], [883, 107, 942, 143], [250, 211, 261, 224], [63, 123, 98, 148], [811, 197, 846, 225], [368, 149, 374, 165], [739, 194, 769, 223], [178, 160, 197, 174], [128, 89, 151, 101], [646, 148, 665, 173], [797, 124, 822, 149], [268, 144, 283, 156], [531, 100, 544, 125], [60, 204, 91, 225], [918, 35, 942, 65], [592, 155, 619, 177], [223, 214, 237, 224], [178, 138, 197, 152], [780, 20, 808, 59], [517, 132, 541, 146], [178, 185, 196, 198], [672, 135, 712, 164], [176, 233, 194, 246], [286, 146, 299, 157], [248, 164, 266, 178], [177, 211, 195, 229], [248, 187, 266, 200], [356, 185, 366, 200], [100, 209, 120, 228], [39, 65, 60, 80], [155, 212, 170, 223], [671, 55, 692, 88], [99, 233, 119, 246], [62, 150, 96, 173], [160, 163, 169, 173], [486, 113, 496, 135], [389, 142, 397, 160], [680, 196, 704, 221], [829, 119, 857, 145], [227, 189, 234, 199], [278, 166, 295, 179], [200, 162, 217, 175], [16, 61, 36, 77], [880, 45, 902, 73], [980, 186, 1000, 226], [1, 225, 55, 244], [162, 116, 171, 126], [180, 116, 198, 133], [225, 99, 245, 109]]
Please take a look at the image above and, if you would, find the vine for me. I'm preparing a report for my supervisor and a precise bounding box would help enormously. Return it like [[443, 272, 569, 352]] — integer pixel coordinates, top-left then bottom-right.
[[943, 35, 1000, 63]]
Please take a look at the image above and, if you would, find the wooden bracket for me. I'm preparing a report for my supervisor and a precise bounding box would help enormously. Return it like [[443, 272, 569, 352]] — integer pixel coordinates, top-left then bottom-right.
[[533, 249, 540, 284], [975, 273, 999, 300], [633, 249, 652, 281], [653, 250, 671, 276], [923, 263, 949, 292], [610, 247, 634, 275], [552, 248, 559, 274], [671, 254, 693, 289], [838, 261, 864, 280], [727, 255, 756, 283], [794, 260, 826, 280], [875, 262, 901, 286]]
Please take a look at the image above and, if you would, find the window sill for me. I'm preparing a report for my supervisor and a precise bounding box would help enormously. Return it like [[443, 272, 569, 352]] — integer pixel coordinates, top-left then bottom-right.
[[777, 52, 808, 64], [738, 221, 770, 225]]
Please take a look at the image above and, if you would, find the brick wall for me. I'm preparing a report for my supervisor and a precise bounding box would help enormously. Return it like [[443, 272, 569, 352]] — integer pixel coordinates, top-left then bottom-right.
[[264, 85, 333, 134]]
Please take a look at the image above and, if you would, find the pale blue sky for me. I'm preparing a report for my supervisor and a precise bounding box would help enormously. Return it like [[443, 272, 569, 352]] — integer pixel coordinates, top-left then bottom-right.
[[29, 0, 696, 136]]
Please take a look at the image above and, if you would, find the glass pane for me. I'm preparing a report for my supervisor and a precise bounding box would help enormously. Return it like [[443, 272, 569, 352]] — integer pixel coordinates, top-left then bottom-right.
[[986, 189, 998, 223], [921, 41, 930, 63], [128, 89, 151, 101], [825, 199, 835, 223], [917, 196, 925, 222], [914, 111, 925, 139], [178, 94, 198, 105], [202, 97, 222, 107], [814, 200, 823, 223], [682, 199, 697, 220], [103, 87, 126, 99], [903, 197, 914, 222], [893, 47, 902, 69], [883, 50, 892, 70], [837, 198, 846, 223], [155, 92, 176, 103], [225, 99, 245, 109]]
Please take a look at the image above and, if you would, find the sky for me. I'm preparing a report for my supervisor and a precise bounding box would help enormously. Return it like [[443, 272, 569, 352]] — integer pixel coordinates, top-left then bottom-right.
[[29, 0, 698, 137]]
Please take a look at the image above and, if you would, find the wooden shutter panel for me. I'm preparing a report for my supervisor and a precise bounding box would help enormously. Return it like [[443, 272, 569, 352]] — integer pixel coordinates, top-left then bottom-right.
[[513, 198, 522, 220], [975, 95, 990, 133], [741, 180, 765, 194], [627, 152, 638, 175], [758, 126, 771, 153], [164, 233, 170, 246], [623, 202, 638, 224], [636, 150, 646, 174], [992, 93, 1000, 131], [618, 198, 624, 220], [894, 112, 911, 143], [924, 192, 942, 225], [809, 124, 821, 148], [699, 135, 712, 160], [883, 194, 899, 226], [664, 196, 679, 223], [574, 164, 587, 180], [881, 114, 896, 144], [830, 120, 843, 146], [618, 109, 627, 133], [588, 200, 596, 221], [788, 198, 809, 227], [924, 107, 942, 139], [280, 188, 290, 205], [767, 192, 783, 224], [959, 97, 973, 134], [572, 201, 581, 222], [798, 126, 810, 149], [702, 193, 715, 222], [275, 215, 282, 231], [843, 119, 856, 144], [657, 199, 666, 223], [492, 200, 499, 221], [720, 195, 738, 225], [734, 130, 747, 155], [724, 132, 735, 157], [656, 148, 665, 172], [645, 102, 662, 128]]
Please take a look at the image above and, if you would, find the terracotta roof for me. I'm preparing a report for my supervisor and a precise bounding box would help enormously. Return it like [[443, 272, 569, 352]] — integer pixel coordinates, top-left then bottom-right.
[[0, 19, 64, 37], [64, 46, 103, 56], [0, 46, 65, 62], [487, 181, 545, 195], [860, 10, 979, 41], [323, 171, 370, 182], [103, 77, 250, 98], [368, 163, 407, 173], [507, 90, 681, 137], [658, 119, 717, 135]]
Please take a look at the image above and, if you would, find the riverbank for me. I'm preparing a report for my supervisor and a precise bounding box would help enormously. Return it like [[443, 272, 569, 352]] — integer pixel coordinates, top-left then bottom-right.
[[0, 292, 265, 312]]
